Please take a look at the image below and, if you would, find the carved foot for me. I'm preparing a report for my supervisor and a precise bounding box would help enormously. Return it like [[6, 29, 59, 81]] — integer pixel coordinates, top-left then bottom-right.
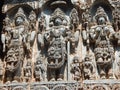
[[12, 80, 18, 83], [108, 69, 114, 79], [57, 78, 63, 81], [97, 58, 103, 64], [100, 70, 106, 79], [109, 76, 114, 79], [108, 73, 114, 79], [50, 78, 55, 81], [5, 81, 11, 84], [101, 75, 106, 79]]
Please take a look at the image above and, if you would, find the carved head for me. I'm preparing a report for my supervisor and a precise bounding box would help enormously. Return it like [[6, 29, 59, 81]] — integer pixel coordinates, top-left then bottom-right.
[[26, 61, 31, 66], [36, 56, 43, 65], [55, 17, 62, 26], [73, 56, 79, 63], [85, 55, 90, 61], [29, 10, 36, 21], [3, 15, 11, 26], [94, 7, 109, 25], [49, 8, 67, 26], [14, 7, 26, 26]]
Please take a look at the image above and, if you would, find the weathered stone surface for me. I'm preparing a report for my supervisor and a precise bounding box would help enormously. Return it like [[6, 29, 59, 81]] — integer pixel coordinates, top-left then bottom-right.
[[0, 0, 120, 90]]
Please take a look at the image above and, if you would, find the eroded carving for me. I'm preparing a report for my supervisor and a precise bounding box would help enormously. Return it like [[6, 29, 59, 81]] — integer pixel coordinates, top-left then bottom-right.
[[71, 56, 81, 81], [83, 55, 96, 80], [34, 56, 47, 81], [89, 7, 115, 79]]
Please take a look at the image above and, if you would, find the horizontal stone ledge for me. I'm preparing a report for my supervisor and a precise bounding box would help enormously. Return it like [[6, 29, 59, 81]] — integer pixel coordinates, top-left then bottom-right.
[[83, 79, 120, 84]]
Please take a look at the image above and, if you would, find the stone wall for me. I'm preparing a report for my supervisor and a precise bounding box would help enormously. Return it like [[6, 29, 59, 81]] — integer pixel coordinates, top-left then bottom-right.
[[0, 0, 120, 90]]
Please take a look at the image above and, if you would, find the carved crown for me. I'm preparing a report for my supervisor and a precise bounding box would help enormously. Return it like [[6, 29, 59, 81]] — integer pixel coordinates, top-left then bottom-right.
[[3, 15, 11, 25], [95, 7, 108, 21], [29, 10, 36, 20], [50, 8, 66, 21], [15, 7, 26, 19]]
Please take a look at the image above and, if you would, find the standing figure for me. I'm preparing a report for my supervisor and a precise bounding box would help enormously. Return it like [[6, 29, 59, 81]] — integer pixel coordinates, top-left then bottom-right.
[[1, 15, 12, 52], [34, 56, 46, 81], [44, 8, 67, 81], [25, 10, 36, 59], [4, 7, 27, 82], [89, 7, 115, 79], [83, 55, 96, 80], [71, 56, 81, 81], [23, 61, 32, 82]]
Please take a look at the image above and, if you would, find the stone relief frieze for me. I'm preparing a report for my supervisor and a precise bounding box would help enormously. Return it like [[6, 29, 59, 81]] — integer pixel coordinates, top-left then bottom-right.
[[0, 0, 120, 90]]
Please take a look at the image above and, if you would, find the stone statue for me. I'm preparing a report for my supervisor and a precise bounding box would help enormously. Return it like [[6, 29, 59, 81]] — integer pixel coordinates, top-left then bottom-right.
[[23, 61, 32, 82], [82, 8, 91, 47], [71, 56, 81, 81], [37, 14, 46, 54], [25, 10, 37, 59], [89, 7, 115, 79], [1, 15, 12, 52], [4, 7, 27, 82], [83, 55, 96, 80], [28, 10, 36, 47], [70, 8, 79, 29], [69, 8, 80, 53], [34, 56, 46, 81], [44, 8, 67, 81]]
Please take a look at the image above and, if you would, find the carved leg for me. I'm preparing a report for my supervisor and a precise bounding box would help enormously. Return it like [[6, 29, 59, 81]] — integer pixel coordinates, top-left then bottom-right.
[[5, 71, 13, 83], [49, 69, 55, 81], [57, 65, 65, 81], [108, 68, 114, 79], [100, 69, 106, 79]]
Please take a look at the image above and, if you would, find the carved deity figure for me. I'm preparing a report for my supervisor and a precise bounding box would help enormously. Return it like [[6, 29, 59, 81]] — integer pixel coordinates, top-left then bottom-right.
[[3, 7, 28, 82], [69, 8, 80, 52], [34, 56, 46, 81], [83, 55, 96, 80], [23, 61, 32, 82], [89, 7, 115, 79], [37, 14, 46, 54], [42, 8, 68, 81], [1, 15, 12, 52], [70, 8, 79, 29], [71, 56, 81, 81], [25, 10, 36, 59], [82, 8, 91, 47]]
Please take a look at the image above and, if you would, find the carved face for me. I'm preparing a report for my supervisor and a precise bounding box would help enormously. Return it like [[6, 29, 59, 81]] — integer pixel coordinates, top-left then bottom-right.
[[29, 15, 35, 21], [98, 16, 106, 25], [15, 16, 24, 26], [55, 17, 62, 26]]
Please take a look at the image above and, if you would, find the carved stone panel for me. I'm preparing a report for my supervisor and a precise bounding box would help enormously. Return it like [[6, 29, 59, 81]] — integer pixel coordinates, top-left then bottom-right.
[[0, 0, 120, 90]]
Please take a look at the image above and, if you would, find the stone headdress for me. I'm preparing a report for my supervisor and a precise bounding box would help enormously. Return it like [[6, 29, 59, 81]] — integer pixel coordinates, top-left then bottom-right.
[[94, 7, 109, 22], [29, 10, 36, 20], [14, 7, 26, 20]]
